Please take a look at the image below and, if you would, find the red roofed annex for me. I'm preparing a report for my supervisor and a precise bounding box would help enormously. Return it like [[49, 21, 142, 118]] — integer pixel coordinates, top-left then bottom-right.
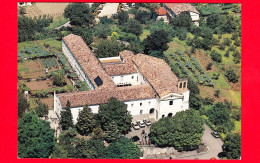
[[54, 34, 190, 123]]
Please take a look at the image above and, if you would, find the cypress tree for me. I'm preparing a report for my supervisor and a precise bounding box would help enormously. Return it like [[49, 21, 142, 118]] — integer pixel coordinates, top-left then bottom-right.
[[76, 105, 96, 135], [60, 100, 74, 131], [104, 120, 121, 143]]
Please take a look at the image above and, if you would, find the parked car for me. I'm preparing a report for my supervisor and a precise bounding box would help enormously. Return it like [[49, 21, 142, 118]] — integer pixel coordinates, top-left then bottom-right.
[[137, 120, 146, 128], [144, 119, 151, 126], [131, 122, 140, 130], [211, 131, 220, 138]]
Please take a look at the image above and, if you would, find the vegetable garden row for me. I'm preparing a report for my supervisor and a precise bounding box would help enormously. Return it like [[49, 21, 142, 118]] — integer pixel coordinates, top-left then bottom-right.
[[164, 49, 214, 86]]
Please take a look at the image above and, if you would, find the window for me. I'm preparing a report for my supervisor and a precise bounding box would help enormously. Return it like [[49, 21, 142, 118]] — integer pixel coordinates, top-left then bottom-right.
[[179, 82, 182, 88], [148, 101, 151, 105], [131, 104, 134, 107], [169, 100, 173, 105], [140, 103, 142, 106], [140, 110, 143, 114], [112, 76, 114, 79], [121, 76, 123, 81], [132, 76, 134, 79], [183, 82, 186, 88]]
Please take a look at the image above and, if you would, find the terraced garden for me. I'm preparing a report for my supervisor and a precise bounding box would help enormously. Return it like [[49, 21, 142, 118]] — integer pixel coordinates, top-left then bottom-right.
[[165, 49, 213, 86]]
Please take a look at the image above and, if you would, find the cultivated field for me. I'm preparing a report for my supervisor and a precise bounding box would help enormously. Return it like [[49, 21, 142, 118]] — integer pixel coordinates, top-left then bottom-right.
[[25, 3, 70, 18]]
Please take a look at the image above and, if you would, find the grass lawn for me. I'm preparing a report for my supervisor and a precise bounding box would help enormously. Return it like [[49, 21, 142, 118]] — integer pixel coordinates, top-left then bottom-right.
[[233, 120, 241, 133], [45, 16, 69, 30], [140, 29, 150, 41], [36, 37, 62, 52]]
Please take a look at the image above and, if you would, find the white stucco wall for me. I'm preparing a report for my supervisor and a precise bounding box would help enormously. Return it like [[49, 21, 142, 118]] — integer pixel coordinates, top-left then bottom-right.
[[70, 105, 99, 124], [62, 41, 95, 90], [111, 73, 142, 86], [157, 15, 168, 23], [54, 93, 62, 119], [190, 12, 199, 21]]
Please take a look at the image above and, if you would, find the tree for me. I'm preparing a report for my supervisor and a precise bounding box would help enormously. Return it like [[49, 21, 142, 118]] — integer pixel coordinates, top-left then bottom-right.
[[234, 38, 241, 46], [35, 101, 48, 118], [92, 125, 105, 139], [206, 12, 223, 29], [72, 26, 93, 45], [150, 110, 204, 150], [105, 137, 141, 159], [76, 105, 96, 135], [18, 7, 26, 16], [232, 50, 241, 64], [143, 29, 171, 56], [210, 50, 222, 63], [224, 50, 230, 57], [225, 69, 239, 83], [170, 11, 192, 31], [206, 103, 233, 132], [50, 144, 68, 158], [135, 10, 152, 24], [104, 120, 121, 143], [96, 40, 126, 58], [18, 90, 29, 118], [223, 37, 232, 46], [53, 72, 66, 86], [64, 3, 94, 27], [122, 19, 143, 36], [60, 100, 74, 130], [224, 133, 241, 159], [97, 97, 132, 134], [73, 138, 106, 158], [18, 112, 56, 158], [118, 10, 129, 25], [58, 127, 77, 158], [206, 62, 213, 71], [175, 27, 188, 40]]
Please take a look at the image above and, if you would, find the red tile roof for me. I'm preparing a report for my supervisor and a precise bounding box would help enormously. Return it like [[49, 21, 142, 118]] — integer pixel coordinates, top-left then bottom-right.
[[62, 34, 116, 90], [103, 50, 137, 76], [165, 3, 199, 15], [156, 7, 167, 16], [57, 84, 155, 108], [132, 54, 181, 97]]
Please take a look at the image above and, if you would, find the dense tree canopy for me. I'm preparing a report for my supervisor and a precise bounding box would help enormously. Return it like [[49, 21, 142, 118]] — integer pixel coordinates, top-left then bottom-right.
[[122, 19, 143, 36], [18, 90, 29, 118], [170, 11, 192, 31], [35, 101, 49, 118], [206, 103, 234, 132], [104, 120, 121, 143], [64, 3, 94, 27], [96, 40, 126, 58], [97, 97, 132, 134], [18, 112, 56, 158], [60, 100, 74, 131], [118, 10, 129, 25], [150, 109, 204, 151], [76, 105, 96, 135], [72, 26, 93, 45], [105, 137, 141, 159], [143, 29, 171, 56], [18, 16, 53, 42], [224, 133, 241, 159]]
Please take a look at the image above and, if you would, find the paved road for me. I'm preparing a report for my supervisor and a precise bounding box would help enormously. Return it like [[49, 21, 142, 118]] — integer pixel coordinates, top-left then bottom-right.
[[55, 21, 71, 30], [178, 124, 224, 159]]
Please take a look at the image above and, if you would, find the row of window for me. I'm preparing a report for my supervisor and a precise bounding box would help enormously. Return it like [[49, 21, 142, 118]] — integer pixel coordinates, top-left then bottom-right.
[[130, 101, 151, 107], [179, 82, 187, 89]]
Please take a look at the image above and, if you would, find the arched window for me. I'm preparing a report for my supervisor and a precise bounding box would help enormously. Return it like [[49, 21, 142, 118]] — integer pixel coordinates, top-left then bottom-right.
[[183, 82, 186, 88], [180, 82, 182, 88], [168, 113, 173, 117], [149, 108, 155, 114]]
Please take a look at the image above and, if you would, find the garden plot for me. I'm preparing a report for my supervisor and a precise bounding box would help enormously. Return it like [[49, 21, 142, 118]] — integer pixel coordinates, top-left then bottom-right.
[[26, 79, 53, 90], [40, 97, 54, 109]]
